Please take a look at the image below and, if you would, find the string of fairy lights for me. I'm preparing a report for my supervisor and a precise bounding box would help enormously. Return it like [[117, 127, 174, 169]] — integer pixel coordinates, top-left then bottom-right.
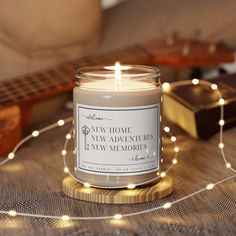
[[0, 79, 235, 222], [61, 123, 178, 189]]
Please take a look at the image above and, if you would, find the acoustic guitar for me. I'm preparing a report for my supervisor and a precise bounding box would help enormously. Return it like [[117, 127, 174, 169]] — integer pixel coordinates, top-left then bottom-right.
[[0, 38, 234, 155]]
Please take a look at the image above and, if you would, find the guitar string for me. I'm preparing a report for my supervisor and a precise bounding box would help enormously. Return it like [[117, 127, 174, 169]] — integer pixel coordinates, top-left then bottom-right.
[[0, 74, 71, 104], [0, 40, 227, 104], [0, 40, 186, 103], [0, 48, 147, 104]]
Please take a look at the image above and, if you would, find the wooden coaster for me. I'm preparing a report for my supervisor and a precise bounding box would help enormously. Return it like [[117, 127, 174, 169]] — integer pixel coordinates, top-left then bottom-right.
[[62, 176, 173, 204]]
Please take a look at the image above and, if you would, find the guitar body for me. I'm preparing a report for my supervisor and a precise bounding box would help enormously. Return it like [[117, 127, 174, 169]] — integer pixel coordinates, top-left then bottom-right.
[[0, 93, 69, 156], [0, 105, 22, 155]]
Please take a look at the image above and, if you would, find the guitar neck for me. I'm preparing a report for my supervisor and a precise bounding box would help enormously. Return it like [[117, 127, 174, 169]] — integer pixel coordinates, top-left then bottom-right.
[[0, 45, 151, 108], [0, 39, 234, 108]]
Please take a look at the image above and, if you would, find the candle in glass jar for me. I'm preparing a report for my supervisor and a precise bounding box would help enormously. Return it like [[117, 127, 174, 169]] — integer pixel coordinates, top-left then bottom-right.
[[73, 63, 162, 188]]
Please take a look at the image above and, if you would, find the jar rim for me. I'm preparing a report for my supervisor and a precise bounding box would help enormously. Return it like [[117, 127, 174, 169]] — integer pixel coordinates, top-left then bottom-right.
[[76, 65, 160, 80]]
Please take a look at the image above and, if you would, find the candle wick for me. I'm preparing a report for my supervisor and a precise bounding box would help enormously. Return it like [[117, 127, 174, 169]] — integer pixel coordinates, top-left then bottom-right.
[[115, 62, 121, 80], [115, 62, 122, 90]]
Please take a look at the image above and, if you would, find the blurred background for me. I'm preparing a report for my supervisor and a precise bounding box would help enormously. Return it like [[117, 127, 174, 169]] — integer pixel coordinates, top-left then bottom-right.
[[1, 0, 236, 81]]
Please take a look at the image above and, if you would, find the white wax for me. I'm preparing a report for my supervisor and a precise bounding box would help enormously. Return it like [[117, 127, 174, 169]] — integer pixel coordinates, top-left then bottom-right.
[[79, 79, 156, 91]]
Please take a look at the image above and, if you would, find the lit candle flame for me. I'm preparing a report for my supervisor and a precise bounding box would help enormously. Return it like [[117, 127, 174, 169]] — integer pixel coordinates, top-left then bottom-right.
[[104, 62, 132, 90], [115, 62, 121, 90]]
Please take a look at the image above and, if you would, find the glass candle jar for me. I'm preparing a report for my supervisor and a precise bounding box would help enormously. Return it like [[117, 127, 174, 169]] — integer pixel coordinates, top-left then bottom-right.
[[73, 64, 162, 188]]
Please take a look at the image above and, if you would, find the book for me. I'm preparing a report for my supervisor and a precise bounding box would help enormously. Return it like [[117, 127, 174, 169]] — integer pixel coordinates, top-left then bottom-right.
[[163, 73, 236, 138]]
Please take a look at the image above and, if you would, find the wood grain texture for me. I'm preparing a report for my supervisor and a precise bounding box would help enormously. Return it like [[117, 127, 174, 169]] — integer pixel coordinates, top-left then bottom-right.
[[62, 175, 173, 204], [0, 105, 22, 155]]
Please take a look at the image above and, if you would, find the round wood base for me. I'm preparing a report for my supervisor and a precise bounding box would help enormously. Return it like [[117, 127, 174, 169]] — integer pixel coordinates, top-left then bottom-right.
[[62, 175, 173, 204]]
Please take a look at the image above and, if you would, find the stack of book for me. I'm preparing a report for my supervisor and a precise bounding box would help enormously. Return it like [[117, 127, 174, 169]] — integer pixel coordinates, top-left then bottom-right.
[[163, 73, 236, 138]]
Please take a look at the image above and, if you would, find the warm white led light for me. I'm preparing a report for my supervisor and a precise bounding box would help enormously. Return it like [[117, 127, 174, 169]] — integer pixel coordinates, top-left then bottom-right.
[[8, 152, 15, 160], [160, 172, 166, 178], [61, 215, 70, 221], [64, 167, 69, 173], [219, 143, 224, 149], [113, 214, 122, 220], [83, 182, 91, 188], [8, 210, 17, 216], [192, 78, 199, 85], [211, 84, 218, 90], [226, 163, 231, 168], [172, 159, 177, 164], [171, 136, 176, 142], [162, 82, 170, 92], [32, 131, 39, 137], [219, 98, 225, 105], [127, 184, 136, 189], [61, 150, 67, 155], [206, 183, 214, 190], [174, 147, 179, 152], [164, 126, 170, 133], [219, 120, 225, 126], [163, 202, 172, 209], [0, 79, 232, 223], [58, 120, 65, 126]]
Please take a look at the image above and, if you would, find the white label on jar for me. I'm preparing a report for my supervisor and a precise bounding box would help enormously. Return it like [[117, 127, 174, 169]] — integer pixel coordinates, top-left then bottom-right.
[[76, 104, 160, 176]]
